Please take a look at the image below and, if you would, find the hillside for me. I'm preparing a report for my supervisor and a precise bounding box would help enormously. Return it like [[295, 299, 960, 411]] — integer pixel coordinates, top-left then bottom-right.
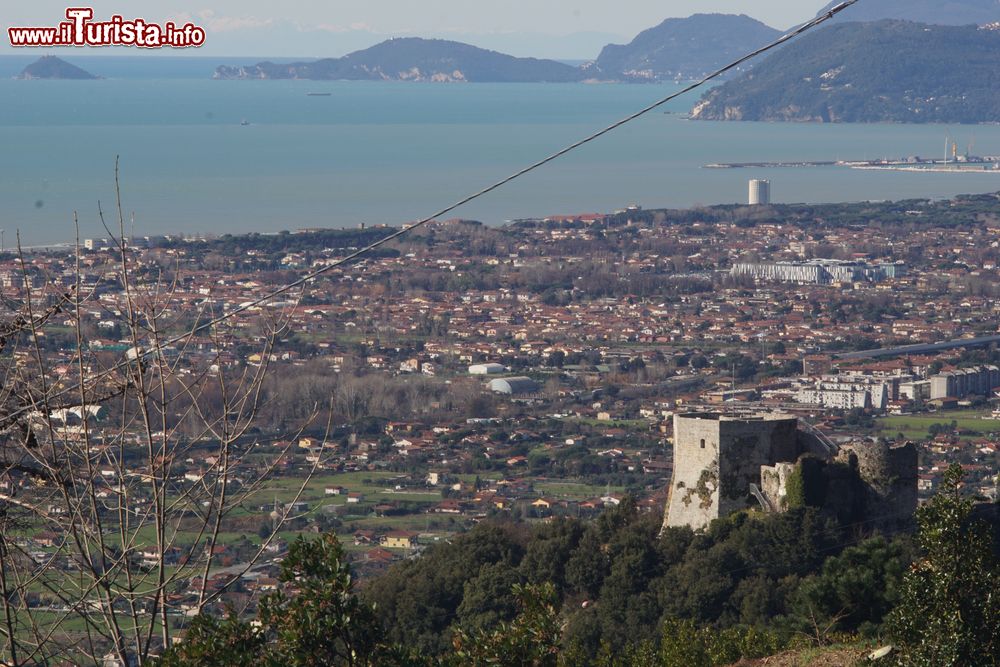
[[691, 20, 1000, 123], [213, 37, 584, 83], [591, 14, 781, 81], [819, 0, 1000, 26], [15, 56, 97, 80]]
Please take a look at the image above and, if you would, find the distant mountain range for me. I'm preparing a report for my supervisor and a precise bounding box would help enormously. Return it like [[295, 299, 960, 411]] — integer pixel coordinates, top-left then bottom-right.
[[213, 38, 584, 83], [203, 6, 1000, 125], [590, 14, 781, 81], [15, 56, 97, 80], [211, 5, 1000, 87], [819, 0, 1000, 26], [214, 15, 786, 84], [691, 20, 1000, 124]]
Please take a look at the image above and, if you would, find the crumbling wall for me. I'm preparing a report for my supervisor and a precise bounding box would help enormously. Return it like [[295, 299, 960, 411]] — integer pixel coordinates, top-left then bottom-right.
[[717, 417, 799, 518], [837, 440, 918, 529], [760, 462, 796, 512]]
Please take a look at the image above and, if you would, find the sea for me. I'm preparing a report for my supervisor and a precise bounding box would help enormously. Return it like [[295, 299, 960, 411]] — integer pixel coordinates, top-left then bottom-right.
[[4, 54, 1000, 246]]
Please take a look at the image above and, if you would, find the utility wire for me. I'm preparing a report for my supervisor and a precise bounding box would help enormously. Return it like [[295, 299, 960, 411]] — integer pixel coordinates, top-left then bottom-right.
[[9, 0, 861, 420], [175, 0, 862, 340]]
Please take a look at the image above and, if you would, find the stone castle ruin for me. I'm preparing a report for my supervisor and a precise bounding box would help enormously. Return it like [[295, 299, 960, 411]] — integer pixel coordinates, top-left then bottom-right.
[[664, 412, 917, 531]]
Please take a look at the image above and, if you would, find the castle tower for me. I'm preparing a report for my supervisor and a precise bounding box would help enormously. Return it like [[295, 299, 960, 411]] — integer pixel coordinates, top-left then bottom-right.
[[837, 440, 918, 528], [665, 412, 800, 530]]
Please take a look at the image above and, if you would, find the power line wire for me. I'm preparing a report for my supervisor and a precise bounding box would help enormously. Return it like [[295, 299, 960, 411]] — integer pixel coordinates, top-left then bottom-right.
[[8, 1, 861, 421], [177, 0, 862, 340]]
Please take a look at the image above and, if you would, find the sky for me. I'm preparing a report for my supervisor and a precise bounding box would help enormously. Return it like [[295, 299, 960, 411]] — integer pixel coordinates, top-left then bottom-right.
[[2, 1, 834, 58]]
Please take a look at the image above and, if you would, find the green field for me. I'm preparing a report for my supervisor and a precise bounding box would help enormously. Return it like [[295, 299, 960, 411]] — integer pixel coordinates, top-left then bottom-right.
[[245, 471, 441, 506], [533, 481, 625, 499], [878, 410, 1000, 441]]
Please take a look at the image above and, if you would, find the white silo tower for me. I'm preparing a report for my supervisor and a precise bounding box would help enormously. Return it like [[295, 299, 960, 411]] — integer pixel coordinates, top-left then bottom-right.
[[749, 179, 771, 205]]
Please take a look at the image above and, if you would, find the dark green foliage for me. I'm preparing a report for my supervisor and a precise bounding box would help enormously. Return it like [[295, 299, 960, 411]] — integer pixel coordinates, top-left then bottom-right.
[[158, 612, 265, 667], [785, 536, 910, 638], [165, 227, 398, 258], [654, 619, 783, 667], [363, 524, 525, 653], [786, 456, 827, 509], [694, 20, 1000, 123], [519, 519, 585, 594], [456, 562, 524, 633], [563, 528, 609, 598], [885, 465, 1000, 666], [159, 534, 387, 667], [367, 499, 879, 664], [259, 535, 383, 666], [786, 466, 807, 509], [450, 583, 562, 667]]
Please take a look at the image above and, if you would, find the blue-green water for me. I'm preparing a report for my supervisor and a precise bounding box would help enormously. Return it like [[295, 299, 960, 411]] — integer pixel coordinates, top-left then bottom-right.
[[4, 57, 1000, 245]]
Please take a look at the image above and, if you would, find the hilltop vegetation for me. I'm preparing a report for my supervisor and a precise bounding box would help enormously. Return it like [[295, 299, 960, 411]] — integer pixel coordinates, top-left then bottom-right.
[[692, 20, 1000, 123], [591, 14, 780, 81]]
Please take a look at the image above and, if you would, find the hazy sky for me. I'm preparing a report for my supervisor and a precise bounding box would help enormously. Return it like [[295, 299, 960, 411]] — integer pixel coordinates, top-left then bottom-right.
[[4, 1, 837, 58]]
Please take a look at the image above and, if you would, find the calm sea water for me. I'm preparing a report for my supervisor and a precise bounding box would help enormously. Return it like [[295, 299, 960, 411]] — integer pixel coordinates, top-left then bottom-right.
[[3, 55, 1000, 245]]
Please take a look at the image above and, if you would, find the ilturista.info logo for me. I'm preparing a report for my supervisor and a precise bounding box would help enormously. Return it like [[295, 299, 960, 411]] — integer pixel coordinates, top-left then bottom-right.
[[8, 7, 206, 48]]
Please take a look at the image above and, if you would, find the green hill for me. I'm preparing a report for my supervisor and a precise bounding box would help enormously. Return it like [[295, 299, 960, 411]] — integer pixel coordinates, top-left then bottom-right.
[[591, 13, 781, 81], [213, 37, 584, 83], [691, 20, 1000, 123]]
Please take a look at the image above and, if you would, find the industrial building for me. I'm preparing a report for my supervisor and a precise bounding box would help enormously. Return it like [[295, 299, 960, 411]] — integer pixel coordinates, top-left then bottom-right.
[[468, 363, 505, 375], [730, 259, 901, 285], [487, 377, 540, 396]]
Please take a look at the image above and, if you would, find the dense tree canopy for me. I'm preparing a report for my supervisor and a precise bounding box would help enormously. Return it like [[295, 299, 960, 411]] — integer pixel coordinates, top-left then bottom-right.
[[161, 475, 1000, 666]]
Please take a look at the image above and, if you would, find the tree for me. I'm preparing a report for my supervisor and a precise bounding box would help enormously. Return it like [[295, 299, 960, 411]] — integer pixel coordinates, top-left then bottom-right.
[[786, 536, 910, 638], [885, 465, 1000, 666], [450, 583, 561, 667], [456, 561, 523, 632], [159, 535, 387, 667], [155, 613, 264, 667], [0, 174, 323, 665]]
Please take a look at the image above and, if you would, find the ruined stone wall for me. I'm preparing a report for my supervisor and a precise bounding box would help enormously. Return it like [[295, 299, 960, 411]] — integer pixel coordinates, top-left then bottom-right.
[[717, 417, 799, 518], [760, 462, 796, 512], [885, 442, 918, 527], [837, 440, 918, 528]]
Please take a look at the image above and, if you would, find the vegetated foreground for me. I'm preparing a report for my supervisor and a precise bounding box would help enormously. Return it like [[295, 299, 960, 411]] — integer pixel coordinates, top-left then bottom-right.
[[156, 466, 999, 666]]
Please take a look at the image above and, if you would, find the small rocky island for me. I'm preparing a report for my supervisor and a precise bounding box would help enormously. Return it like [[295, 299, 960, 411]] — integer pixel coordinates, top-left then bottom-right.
[[16, 56, 98, 80]]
